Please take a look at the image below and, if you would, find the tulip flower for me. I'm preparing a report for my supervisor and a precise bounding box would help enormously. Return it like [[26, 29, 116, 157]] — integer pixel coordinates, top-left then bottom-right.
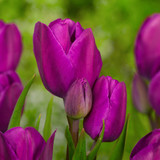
[[149, 71, 160, 116], [83, 76, 127, 142], [33, 18, 102, 98], [0, 71, 23, 132], [64, 78, 92, 119], [135, 14, 160, 79], [132, 73, 151, 114], [0, 127, 56, 160], [0, 20, 22, 72], [130, 129, 160, 160]]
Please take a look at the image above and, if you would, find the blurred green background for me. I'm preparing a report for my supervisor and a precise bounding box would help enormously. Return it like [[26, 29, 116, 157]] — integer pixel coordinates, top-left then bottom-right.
[[0, 0, 160, 159]]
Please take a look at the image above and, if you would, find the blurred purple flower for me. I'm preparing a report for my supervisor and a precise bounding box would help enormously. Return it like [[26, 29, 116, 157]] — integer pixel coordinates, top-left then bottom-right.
[[83, 76, 127, 142], [64, 78, 92, 119], [130, 129, 160, 160], [135, 14, 160, 79], [0, 71, 23, 132], [149, 71, 160, 115], [132, 73, 151, 114], [33, 18, 102, 98], [0, 20, 22, 72], [0, 127, 56, 160]]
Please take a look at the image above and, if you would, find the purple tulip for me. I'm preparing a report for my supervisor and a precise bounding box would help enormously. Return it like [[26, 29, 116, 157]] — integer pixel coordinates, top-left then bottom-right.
[[132, 73, 151, 114], [135, 14, 160, 79], [33, 18, 102, 98], [0, 71, 23, 132], [0, 20, 22, 72], [130, 129, 160, 160], [149, 71, 160, 115], [0, 127, 56, 160], [64, 78, 92, 119], [83, 76, 127, 142]]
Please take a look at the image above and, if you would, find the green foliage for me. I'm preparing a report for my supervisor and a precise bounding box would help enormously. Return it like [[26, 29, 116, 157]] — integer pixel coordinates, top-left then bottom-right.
[[43, 97, 53, 141], [8, 74, 35, 129]]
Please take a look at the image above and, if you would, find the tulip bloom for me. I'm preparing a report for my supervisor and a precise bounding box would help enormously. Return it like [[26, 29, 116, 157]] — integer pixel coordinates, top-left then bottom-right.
[[135, 14, 160, 79], [64, 78, 92, 119], [0, 20, 22, 72], [132, 73, 151, 114], [33, 18, 102, 98], [0, 127, 56, 160], [130, 129, 160, 160], [83, 76, 127, 142], [149, 71, 160, 115], [0, 71, 23, 132]]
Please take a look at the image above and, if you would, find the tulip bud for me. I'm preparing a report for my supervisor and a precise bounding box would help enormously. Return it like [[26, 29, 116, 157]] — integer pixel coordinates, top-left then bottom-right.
[[0, 71, 23, 132], [84, 76, 127, 142], [64, 78, 92, 119], [33, 18, 102, 98], [149, 71, 160, 116], [135, 14, 160, 79], [0, 20, 22, 72], [132, 73, 151, 114], [130, 129, 160, 160], [0, 127, 56, 160]]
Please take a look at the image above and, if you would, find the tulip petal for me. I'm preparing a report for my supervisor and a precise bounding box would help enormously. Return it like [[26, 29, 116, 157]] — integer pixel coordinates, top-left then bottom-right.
[[130, 129, 160, 160], [0, 82, 23, 132], [135, 14, 160, 79], [4, 127, 46, 160], [68, 28, 102, 88], [39, 130, 56, 160], [33, 22, 75, 98], [149, 71, 160, 115], [0, 23, 22, 72], [0, 132, 18, 160]]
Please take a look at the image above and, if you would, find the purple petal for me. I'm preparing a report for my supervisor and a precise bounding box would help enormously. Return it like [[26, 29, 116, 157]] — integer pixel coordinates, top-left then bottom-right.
[[149, 71, 160, 115], [33, 22, 75, 98], [68, 28, 102, 88], [4, 127, 46, 160], [0, 132, 18, 160], [0, 82, 23, 132], [130, 129, 160, 160], [0, 23, 22, 72], [39, 130, 56, 160], [135, 14, 160, 79], [84, 76, 127, 142]]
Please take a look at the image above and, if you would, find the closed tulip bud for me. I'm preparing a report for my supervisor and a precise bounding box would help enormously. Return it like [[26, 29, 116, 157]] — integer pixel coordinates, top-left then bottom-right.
[[0, 127, 56, 160], [135, 14, 160, 79], [0, 71, 23, 132], [149, 71, 160, 115], [130, 129, 160, 160], [33, 18, 102, 98], [132, 73, 151, 114], [84, 76, 127, 142], [64, 78, 92, 119], [0, 20, 22, 72]]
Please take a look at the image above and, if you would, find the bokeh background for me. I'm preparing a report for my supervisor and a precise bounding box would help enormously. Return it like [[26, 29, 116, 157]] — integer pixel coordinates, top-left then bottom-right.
[[0, 0, 160, 159]]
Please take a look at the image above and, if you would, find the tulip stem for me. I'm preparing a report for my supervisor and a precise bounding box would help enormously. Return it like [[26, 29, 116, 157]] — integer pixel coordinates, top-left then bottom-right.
[[148, 112, 156, 130], [66, 116, 79, 160], [155, 113, 160, 129]]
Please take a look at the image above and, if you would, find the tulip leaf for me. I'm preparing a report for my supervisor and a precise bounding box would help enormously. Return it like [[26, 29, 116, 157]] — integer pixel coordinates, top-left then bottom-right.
[[43, 97, 53, 141], [65, 126, 75, 160], [109, 114, 130, 160], [72, 128, 86, 160], [8, 74, 36, 129], [87, 120, 105, 160], [35, 114, 41, 131]]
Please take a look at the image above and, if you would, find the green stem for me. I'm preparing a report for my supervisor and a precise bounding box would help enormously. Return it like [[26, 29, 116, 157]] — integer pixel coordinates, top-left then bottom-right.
[[148, 112, 156, 130]]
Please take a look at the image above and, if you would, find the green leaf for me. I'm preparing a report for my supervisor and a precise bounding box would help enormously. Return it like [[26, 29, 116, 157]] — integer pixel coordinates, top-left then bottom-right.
[[35, 114, 41, 131], [87, 120, 105, 160], [8, 74, 36, 129], [109, 114, 130, 160], [43, 97, 53, 141], [72, 128, 86, 160], [65, 126, 75, 160]]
